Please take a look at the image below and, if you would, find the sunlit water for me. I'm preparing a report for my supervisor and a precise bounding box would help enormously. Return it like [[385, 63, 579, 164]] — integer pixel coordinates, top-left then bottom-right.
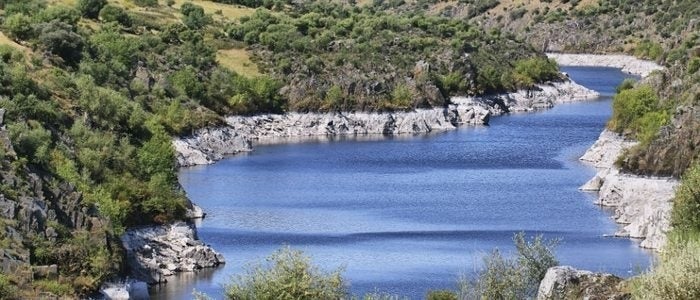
[[153, 67, 649, 299]]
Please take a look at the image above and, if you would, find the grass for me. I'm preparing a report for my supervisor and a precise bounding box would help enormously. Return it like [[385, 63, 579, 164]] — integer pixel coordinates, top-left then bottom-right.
[[0, 32, 30, 54], [217, 48, 261, 77], [169, 0, 255, 21]]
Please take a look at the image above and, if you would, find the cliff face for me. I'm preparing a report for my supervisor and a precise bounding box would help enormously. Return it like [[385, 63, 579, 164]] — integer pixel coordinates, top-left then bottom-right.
[[0, 108, 121, 293]]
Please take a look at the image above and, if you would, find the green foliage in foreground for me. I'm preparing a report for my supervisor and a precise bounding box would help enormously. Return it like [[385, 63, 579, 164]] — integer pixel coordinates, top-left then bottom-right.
[[220, 233, 557, 300], [459, 233, 559, 299], [671, 162, 700, 234], [608, 85, 669, 145], [224, 247, 346, 300], [630, 233, 700, 300]]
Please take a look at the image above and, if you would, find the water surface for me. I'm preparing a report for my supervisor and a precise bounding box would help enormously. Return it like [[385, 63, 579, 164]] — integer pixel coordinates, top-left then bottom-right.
[[156, 67, 648, 299]]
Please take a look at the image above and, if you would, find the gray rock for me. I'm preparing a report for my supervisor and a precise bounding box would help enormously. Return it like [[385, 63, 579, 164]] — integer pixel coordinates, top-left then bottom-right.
[[537, 266, 629, 300], [121, 222, 224, 284], [579, 130, 679, 250], [547, 53, 663, 77], [0, 195, 16, 219]]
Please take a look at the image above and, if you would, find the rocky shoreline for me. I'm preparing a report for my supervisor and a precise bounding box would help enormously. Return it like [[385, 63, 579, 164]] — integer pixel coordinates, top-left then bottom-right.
[[547, 53, 664, 77], [118, 74, 599, 297], [175, 79, 598, 167], [579, 130, 678, 250]]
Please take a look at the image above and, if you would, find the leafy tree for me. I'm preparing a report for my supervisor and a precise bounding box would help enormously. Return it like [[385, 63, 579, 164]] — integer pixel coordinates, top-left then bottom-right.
[[36, 20, 85, 65], [181, 3, 211, 29]]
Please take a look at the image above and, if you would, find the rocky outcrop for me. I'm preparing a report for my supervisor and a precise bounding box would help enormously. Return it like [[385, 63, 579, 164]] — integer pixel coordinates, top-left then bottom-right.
[[580, 130, 679, 250], [537, 266, 630, 300], [175, 80, 598, 167], [100, 280, 149, 300], [120, 222, 225, 284], [547, 53, 664, 77]]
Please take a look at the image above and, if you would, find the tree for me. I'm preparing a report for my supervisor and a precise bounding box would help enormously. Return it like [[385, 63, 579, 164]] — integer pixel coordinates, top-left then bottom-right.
[[36, 20, 85, 65], [181, 3, 211, 29], [76, 0, 107, 19], [99, 5, 131, 27]]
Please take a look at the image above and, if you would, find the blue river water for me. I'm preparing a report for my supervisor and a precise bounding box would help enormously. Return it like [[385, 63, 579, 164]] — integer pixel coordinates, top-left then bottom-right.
[[154, 67, 649, 299]]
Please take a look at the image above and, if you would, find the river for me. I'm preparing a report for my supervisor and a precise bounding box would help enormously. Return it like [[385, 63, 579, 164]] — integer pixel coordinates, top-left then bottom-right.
[[153, 67, 650, 299]]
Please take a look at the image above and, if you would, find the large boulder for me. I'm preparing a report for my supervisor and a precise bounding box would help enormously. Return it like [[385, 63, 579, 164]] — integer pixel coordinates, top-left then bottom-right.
[[537, 266, 630, 300]]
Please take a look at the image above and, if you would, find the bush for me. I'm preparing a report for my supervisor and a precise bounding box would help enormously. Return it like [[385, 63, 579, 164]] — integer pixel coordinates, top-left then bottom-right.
[[0, 274, 17, 299], [99, 5, 131, 27], [76, 0, 107, 19], [671, 162, 700, 233], [427, 290, 458, 300], [224, 247, 347, 300], [36, 20, 85, 65], [630, 234, 700, 299], [459, 233, 559, 299], [3, 13, 34, 40], [615, 78, 637, 93], [608, 85, 662, 134]]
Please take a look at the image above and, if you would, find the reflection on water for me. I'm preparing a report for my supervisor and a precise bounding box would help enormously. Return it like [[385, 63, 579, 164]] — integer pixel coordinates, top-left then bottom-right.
[[156, 67, 648, 299]]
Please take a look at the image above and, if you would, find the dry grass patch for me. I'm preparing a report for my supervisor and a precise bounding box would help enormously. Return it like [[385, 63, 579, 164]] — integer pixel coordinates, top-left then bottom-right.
[[217, 48, 261, 77], [170, 0, 255, 20], [0, 32, 31, 55]]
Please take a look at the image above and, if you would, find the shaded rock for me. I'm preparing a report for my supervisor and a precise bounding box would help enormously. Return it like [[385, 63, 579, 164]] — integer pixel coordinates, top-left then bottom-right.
[[537, 266, 630, 300]]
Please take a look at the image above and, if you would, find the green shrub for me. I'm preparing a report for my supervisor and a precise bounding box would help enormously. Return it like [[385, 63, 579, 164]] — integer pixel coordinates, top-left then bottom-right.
[[459, 233, 559, 299], [33, 279, 74, 296], [671, 162, 700, 233], [76, 0, 107, 19], [688, 57, 700, 74], [99, 5, 131, 27], [630, 234, 700, 299], [608, 85, 661, 134], [513, 57, 560, 84], [3, 13, 34, 40], [426, 290, 458, 300], [224, 247, 347, 300], [0, 274, 17, 299], [615, 78, 637, 93]]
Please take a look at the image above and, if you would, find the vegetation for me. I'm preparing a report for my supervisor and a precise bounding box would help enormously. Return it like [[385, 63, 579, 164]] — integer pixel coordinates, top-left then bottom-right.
[[459, 233, 559, 299], [608, 85, 669, 146], [215, 233, 556, 299], [224, 247, 346, 300], [226, 1, 561, 112], [631, 233, 700, 299]]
